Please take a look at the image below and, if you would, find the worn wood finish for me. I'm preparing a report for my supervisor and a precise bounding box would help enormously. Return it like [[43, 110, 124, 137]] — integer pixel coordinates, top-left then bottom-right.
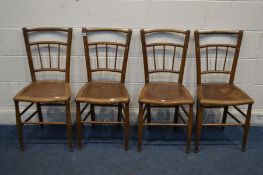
[[197, 84, 253, 106], [13, 27, 73, 151], [76, 28, 132, 150], [138, 29, 193, 153], [194, 30, 254, 152], [139, 83, 193, 106], [76, 82, 129, 105], [14, 81, 70, 102]]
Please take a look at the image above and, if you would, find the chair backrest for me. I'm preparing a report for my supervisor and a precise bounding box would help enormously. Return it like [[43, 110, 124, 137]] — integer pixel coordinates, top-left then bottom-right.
[[194, 30, 243, 85], [141, 29, 190, 84], [23, 27, 73, 82], [82, 28, 132, 83]]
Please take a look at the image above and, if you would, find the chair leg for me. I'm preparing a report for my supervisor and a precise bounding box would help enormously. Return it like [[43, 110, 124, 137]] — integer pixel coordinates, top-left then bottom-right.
[[186, 105, 193, 154], [146, 104, 151, 130], [90, 105, 95, 121], [221, 106, 229, 131], [36, 103, 44, 129], [65, 101, 73, 151], [124, 103, 130, 151], [137, 103, 144, 152], [90, 105, 96, 127], [117, 103, 123, 128], [146, 104, 151, 123], [242, 104, 252, 152], [15, 101, 24, 151], [76, 102, 82, 149], [195, 102, 203, 153], [174, 106, 179, 130], [174, 106, 179, 123], [117, 103, 122, 122]]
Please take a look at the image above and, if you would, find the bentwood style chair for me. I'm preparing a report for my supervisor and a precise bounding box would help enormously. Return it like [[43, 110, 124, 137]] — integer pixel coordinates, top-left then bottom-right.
[[76, 28, 132, 150], [194, 30, 254, 152], [13, 27, 73, 151], [138, 29, 194, 153]]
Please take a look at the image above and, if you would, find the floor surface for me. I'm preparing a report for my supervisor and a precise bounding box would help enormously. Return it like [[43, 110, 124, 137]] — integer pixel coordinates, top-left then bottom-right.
[[0, 125, 262, 175]]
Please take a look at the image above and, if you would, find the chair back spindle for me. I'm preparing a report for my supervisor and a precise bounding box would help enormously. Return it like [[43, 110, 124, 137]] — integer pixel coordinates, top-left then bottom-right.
[[23, 27, 73, 82], [82, 28, 132, 83], [140, 29, 190, 84], [194, 30, 243, 84]]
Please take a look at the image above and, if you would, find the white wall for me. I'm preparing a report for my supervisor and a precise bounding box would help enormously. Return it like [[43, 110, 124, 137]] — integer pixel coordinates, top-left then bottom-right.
[[0, 0, 263, 124]]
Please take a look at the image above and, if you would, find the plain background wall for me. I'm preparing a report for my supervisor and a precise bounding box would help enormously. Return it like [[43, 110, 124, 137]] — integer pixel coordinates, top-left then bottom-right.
[[0, 0, 263, 124]]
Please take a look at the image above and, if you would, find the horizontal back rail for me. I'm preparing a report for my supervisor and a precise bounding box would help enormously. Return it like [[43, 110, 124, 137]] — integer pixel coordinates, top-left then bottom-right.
[[199, 44, 236, 49], [29, 41, 68, 46], [148, 69, 180, 74], [88, 41, 126, 47], [201, 70, 231, 74], [146, 42, 184, 48], [34, 68, 66, 72], [91, 68, 122, 73]]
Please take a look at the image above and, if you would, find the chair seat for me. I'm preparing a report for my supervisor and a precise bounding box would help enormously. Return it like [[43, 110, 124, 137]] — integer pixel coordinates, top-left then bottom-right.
[[139, 83, 193, 106], [76, 82, 129, 105], [197, 83, 254, 106], [14, 81, 71, 103]]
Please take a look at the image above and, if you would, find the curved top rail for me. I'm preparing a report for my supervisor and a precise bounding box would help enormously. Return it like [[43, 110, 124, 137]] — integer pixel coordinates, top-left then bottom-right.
[[84, 27, 130, 33], [143, 29, 189, 34], [24, 27, 71, 32]]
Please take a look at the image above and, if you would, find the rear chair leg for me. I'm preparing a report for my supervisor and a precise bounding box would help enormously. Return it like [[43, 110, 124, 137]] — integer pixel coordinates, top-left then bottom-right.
[[195, 102, 203, 153], [15, 101, 24, 151], [146, 105, 151, 123], [76, 102, 82, 149], [118, 103, 123, 128], [124, 103, 130, 151], [146, 105, 151, 130], [36, 103, 44, 129], [221, 106, 229, 131], [118, 103, 122, 122], [186, 105, 193, 154], [90, 105, 96, 127], [174, 106, 179, 130], [90, 105, 95, 121], [137, 103, 144, 152], [241, 104, 252, 152], [66, 101, 73, 151]]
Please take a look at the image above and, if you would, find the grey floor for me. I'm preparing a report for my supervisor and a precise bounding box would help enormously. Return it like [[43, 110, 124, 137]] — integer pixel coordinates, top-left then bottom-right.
[[0, 125, 263, 175]]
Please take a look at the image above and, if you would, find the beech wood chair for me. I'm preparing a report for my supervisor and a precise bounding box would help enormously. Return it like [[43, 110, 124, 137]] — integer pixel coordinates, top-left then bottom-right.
[[13, 27, 73, 151], [138, 29, 194, 153], [76, 28, 132, 150], [194, 30, 254, 152]]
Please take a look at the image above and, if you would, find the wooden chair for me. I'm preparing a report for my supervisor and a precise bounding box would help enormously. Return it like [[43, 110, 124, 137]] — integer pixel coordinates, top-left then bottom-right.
[[76, 28, 132, 150], [13, 27, 73, 151], [194, 30, 254, 152], [138, 29, 194, 153]]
